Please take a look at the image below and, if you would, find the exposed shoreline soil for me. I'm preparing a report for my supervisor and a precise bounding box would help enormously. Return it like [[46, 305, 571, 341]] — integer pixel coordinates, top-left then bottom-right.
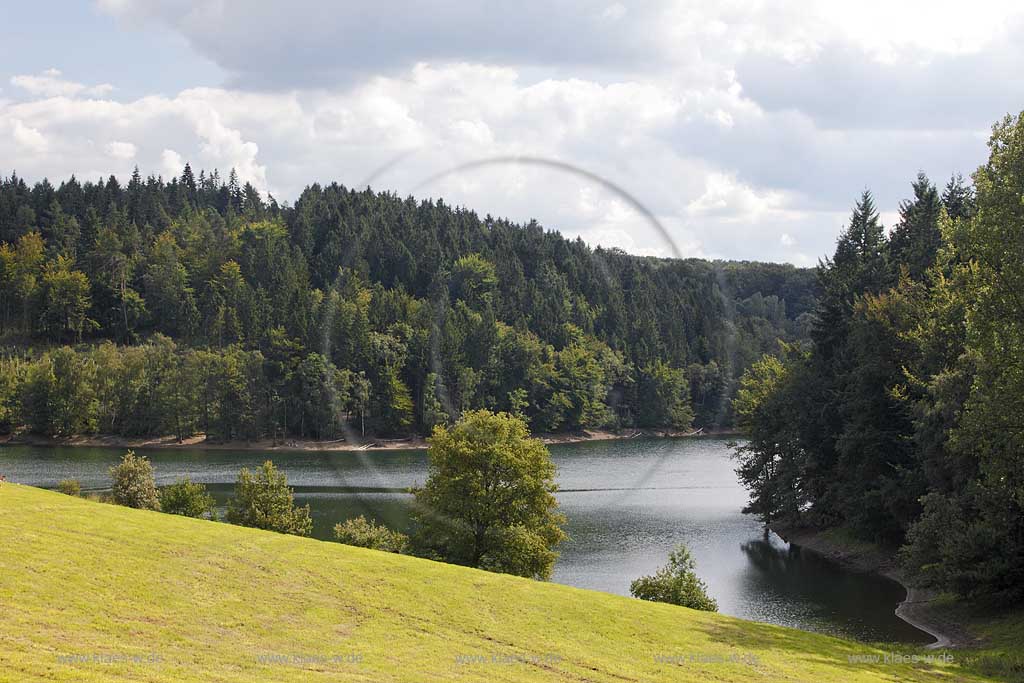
[[773, 525, 978, 650], [0, 427, 738, 453]]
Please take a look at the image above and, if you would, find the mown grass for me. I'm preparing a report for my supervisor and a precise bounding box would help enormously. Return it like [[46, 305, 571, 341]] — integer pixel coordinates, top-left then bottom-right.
[[0, 484, 997, 682], [919, 594, 1024, 683]]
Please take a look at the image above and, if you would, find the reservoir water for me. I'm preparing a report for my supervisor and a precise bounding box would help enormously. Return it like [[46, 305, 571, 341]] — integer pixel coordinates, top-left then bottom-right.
[[0, 436, 930, 643]]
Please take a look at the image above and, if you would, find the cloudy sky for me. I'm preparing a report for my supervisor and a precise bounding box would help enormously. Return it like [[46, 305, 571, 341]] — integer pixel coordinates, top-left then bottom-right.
[[2, 1, 1021, 264]]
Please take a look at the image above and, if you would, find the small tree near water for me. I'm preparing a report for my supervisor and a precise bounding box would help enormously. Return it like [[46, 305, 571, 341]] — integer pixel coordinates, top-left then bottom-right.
[[334, 515, 409, 554], [412, 409, 567, 579], [110, 450, 161, 510], [226, 460, 312, 536], [630, 544, 718, 612]]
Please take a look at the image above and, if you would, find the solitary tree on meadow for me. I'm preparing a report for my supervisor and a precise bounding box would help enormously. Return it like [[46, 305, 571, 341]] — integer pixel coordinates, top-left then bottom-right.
[[412, 410, 567, 579]]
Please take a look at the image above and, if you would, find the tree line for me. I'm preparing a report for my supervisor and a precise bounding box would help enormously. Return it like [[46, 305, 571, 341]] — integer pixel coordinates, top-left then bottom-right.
[[0, 166, 813, 439], [734, 111, 1024, 604]]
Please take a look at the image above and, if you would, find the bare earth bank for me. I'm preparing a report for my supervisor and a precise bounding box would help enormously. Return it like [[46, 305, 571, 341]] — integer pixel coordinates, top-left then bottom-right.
[[0, 427, 737, 453]]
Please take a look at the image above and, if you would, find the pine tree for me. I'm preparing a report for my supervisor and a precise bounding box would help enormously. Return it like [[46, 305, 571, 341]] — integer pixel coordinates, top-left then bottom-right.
[[941, 173, 975, 221], [127, 166, 144, 224], [180, 163, 197, 205], [227, 169, 242, 212], [889, 173, 942, 281]]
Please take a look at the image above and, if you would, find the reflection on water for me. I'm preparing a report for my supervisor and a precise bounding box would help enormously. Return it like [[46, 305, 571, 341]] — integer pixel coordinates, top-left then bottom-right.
[[0, 437, 931, 643], [736, 536, 928, 642]]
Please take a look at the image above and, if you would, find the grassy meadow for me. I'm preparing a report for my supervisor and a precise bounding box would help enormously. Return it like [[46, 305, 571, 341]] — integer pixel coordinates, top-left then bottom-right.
[[0, 483, 997, 682]]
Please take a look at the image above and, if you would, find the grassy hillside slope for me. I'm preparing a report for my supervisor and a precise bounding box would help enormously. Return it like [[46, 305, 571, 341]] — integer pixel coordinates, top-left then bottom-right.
[[0, 484, 990, 682]]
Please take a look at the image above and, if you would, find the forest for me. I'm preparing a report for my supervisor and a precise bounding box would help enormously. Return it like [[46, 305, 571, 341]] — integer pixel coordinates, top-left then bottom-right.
[[734, 112, 1024, 605], [0, 165, 813, 441]]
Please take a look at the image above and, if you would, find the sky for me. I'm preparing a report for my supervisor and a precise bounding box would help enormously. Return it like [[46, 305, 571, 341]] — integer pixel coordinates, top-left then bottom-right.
[[1, 1, 1021, 265]]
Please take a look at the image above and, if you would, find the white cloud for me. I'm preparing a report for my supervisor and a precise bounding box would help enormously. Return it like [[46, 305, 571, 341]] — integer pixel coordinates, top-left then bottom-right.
[[97, 0, 1024, 86], [1, 90, 268, 192], [10, 119, 48, 153], [687, 173, 790, 222], [105, 140, 137, 160], [161, 149, 183, 178], [175, 96, 267, 190], [794, 0, 1023, 61], [11, 68, 115, 98]]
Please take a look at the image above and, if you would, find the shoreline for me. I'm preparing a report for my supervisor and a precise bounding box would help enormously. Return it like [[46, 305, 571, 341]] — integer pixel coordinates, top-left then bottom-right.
[[0, 427, 739, 453], [773, 525, 977, 650]]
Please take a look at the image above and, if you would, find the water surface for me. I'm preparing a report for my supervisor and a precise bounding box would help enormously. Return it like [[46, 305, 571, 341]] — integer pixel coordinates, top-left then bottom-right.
[[0, 437, 930, 643]]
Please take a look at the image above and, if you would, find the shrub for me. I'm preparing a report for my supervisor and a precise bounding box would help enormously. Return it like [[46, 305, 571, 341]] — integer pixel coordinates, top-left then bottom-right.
[[630, 544, 718, 611], [161, 477, 217, 519], [333, 515, 409, 553], [226, 460, 312, 536], [56, 478, 81, 496], [109, 450, 161, 510]]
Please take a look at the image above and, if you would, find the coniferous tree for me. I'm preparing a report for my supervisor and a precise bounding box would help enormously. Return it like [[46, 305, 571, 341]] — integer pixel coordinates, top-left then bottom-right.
[[889, 173, 943, 281], [941, 173, 976, 222]]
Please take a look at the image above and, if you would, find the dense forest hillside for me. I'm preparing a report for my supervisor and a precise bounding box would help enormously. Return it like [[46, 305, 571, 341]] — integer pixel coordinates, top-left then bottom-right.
[[734, 112, 1024, 606], [0, 168, 814, 440]]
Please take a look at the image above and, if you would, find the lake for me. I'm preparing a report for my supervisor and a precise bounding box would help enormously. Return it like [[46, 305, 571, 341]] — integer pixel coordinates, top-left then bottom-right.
[[0, 436, 930, 643]]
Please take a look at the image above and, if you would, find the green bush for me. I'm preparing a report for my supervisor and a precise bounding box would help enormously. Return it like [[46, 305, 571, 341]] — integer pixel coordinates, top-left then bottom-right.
[[226, 461, 312, 536], [56, 479, 81, 496], [630, 544, 718, 611], [161, 477, 217, 519], [109, 450, 160, 511], [333, 515, 409, 553]]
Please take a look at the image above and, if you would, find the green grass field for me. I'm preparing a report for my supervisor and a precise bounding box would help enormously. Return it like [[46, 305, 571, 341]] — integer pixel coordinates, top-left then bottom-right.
[[0, 483, 997, 682]]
